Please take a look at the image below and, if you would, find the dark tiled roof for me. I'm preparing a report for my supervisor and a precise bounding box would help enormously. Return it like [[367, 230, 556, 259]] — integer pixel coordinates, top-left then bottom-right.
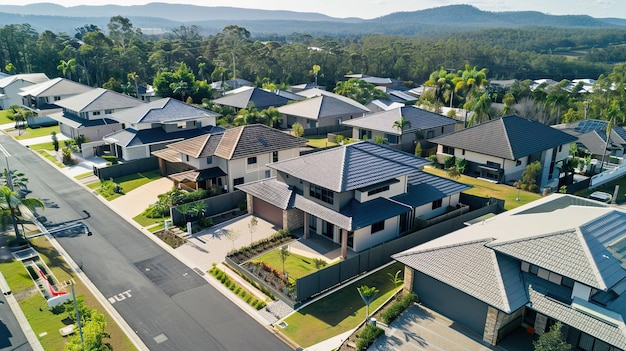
[[54, 88, 144, 112], [236, 177, 293, 210], [430, 115, 577, 160], [391, 172, 472, 207], [343, 106, 458, 134], [169, 167, 226, 182], [269, 141, 431, 192], [339, 197, 411, 231], [111, 97, 220, 124], [276, 95, 368, 120], [104, 126, 220, 147], [212, 87, 297, 109]]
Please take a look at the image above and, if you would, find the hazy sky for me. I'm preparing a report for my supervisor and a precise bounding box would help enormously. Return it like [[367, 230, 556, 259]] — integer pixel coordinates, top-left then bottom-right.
[[6, 0, 625, 19]]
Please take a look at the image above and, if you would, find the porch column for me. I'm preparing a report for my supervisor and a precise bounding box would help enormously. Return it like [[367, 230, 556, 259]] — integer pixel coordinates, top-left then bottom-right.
[[303, 213, 310, 239], [341, 228, 348, 259]]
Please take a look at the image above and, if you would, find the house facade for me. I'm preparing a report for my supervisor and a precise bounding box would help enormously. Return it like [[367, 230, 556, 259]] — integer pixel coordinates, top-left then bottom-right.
[[343, 106, 459, 154], [394, 194, 626, 350], [51, 88, 144, 141], [19, 77, 93, 114], [238, 141, 471, 257], [430, 115, 577, 190], [277, 91, 369, 129], [102, 98, 221, 161], [152, 124, 307, 193], [0, 73, 49, 110]]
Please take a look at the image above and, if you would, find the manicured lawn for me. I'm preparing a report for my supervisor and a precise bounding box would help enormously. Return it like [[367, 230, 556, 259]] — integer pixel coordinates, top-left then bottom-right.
[[254, 249, 329, 279], [0, 109, 12, 124], [36, 150, 65, 168], [281, 263, 402, 348], [133, 210, 170, 227], [29, 141, 55, 151], [423, 166, 542, 210], [88, 170, 162, 200], [0, 260, 34, 292], [14, 125, 60, 140], [148, 222, 166, 232], [305, 135, 337, 148], [19, 294, 69, 351], [74, 171, 94, 180]]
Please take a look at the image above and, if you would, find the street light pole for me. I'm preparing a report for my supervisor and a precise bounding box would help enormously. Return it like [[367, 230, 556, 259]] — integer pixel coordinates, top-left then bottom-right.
[[70, 281, 85, 345], [0, 145, 14, 191]]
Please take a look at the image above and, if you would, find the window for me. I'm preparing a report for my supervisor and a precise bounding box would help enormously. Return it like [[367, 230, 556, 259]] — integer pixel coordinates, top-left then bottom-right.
[[54, 96, 61, 101], [558, 145, 563, 152], [92, 111, 101, 116], [264, 170, 271, 178], [427, 130, 435, 139], [561, 276, 575, 288], [368, 185, 389, 196], [185, 155, 189, 162], [105, 109, 113, 114], [371, 220, 385, 233], [247, 157, 257, 165], [206, 156, 212, 165], [177, 122, 185, 129], [442, 145, 454, 155], [462, 149, 465, 156], [310, 184, 334, 204], [233, 177, 244, 186], [516, 159, 522, 166], [432, 199, 442, 209], [309, 215, 317, 231], [385, 134, 398, 144], [272, 151, 278, 163], [441, 127, 444, 133]]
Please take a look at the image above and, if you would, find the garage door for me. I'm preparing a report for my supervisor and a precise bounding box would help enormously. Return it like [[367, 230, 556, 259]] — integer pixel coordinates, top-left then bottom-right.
[[253, 198, 283, 226]]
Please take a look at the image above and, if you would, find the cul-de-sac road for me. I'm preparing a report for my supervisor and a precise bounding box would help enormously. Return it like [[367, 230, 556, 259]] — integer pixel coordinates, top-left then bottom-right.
[[0, 133, 292, 350]]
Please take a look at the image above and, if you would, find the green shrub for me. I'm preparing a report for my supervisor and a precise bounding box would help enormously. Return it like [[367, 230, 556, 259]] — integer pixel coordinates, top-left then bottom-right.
[[356, 324, 384, 350], [102, 155, 118, 164], [380, 292, 419, 324]]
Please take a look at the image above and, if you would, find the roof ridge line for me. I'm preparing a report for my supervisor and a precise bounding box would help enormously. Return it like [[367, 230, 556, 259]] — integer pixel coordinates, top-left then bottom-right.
[[491, 253, 512, 313], [487, 228, 577, 247], [577, 228, 609, 291], [394, 237, 495, 258]]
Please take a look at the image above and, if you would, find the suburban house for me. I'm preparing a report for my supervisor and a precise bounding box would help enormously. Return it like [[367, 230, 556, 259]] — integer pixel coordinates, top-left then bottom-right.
[[344, 74, 401, 88], [366, 99, 405, 113], [19, 77, 93, 114], [212, 86, 302, 111], [394, 193, 626, 350], [343, 106, 459, 153], [51, 88, 145, 141], [0, 73, 49, 110], [375, 87, 418, 104], [102, 98, 221, 161], [237, 141, 471, 257], [276, 90, 369, 129], [289, 83, 324, 93], [430, 115, 577, 190], [554, 119, 626, 167], [152, 124, 307, 193], [137, 85, 160, 102], [210, 78, 253, 98]]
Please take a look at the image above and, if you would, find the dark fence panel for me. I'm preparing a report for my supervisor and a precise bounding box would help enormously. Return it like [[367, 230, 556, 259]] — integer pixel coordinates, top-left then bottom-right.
[[94, 157, 159, 180], [303, 125, 351, 137], [340, 258, 359, 281], [171, 191, 246, 224], [565, 178, 591, 194]]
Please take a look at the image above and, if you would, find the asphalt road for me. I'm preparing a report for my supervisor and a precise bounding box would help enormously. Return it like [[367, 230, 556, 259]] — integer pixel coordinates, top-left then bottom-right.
[[0, 134, 292, 351], [0, 293, 30, 351]]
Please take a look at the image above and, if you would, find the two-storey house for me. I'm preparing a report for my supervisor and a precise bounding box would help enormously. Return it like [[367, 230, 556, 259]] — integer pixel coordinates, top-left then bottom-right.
[[19, 77, 93, 114], [0, 73, 49, 110], [238, 141, 471, 257], [394, 194, 626, 350], [103, 98, 221, 161], [430, 115, 577, 190], [51, 88, 145, 140], [152, 124, 307, 193]]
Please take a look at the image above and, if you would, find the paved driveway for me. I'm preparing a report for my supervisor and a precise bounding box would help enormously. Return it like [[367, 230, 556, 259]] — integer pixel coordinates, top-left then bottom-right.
[[369, 304, 500, 351]]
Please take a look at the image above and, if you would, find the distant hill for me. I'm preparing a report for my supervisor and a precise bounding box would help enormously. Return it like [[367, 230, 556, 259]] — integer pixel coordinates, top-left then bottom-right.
[[0, 3, 623, 36]]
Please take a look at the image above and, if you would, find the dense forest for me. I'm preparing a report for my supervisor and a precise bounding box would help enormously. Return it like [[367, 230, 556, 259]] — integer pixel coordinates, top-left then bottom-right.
[[1, 17, 625, 126]]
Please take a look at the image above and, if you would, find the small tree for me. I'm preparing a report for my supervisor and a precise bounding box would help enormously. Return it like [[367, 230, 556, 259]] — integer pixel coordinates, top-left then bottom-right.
[[313, 258, 327, 270], [51, 131, 59, 152], [292, 122, 304, 137], [455, 158, 466, 174], [225, 228, 240, 250], [374, 136, 386, 144], [414, 142, 422, 156], [446, 166, 461, 180], [177, 203, 192, 225], [357, 285, 379, 321], [248, 216, 258, 243], [533, 322, 570, 351], [388, 270, 403, 290], [520, 161, 542, 192], [280, 246, 290, 276]]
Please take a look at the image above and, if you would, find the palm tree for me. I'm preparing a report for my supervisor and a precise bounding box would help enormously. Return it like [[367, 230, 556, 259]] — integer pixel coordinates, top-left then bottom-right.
[[0, 185, 44, 243], [357, 285, 379, 321], [57, 58, 76, 80], [392, 116, 411, 145], [280, 246, 290, 276], [127, 71, 139, 98], [464, 92, 492, 126], [170, 81, 189, 102]]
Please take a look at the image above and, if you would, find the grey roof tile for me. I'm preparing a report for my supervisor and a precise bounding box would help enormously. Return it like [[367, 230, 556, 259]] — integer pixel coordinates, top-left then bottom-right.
[[104, 126, 220, 147], [111, 97, 220, 124], [276, 95, 368, 120], [392, 171, 472, 207], [18, 77, 92, 97], [54, 88, 144, 112], [430, 115, 577, 160], [270, 141, 431, 192], [214, 124, 308, 160], [236, 177, 293, 210], [213, 87, 298, 109], [343, 106, 458, 135]]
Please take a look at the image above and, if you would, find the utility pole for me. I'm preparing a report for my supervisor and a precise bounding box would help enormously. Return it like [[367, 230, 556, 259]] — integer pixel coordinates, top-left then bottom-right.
[[70, 280, 84, 345]]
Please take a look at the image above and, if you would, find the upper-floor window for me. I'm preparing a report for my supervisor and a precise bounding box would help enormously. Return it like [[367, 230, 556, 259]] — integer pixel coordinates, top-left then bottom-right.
[[427, 130, 435, 139], [272, 151, 278, 163], [442, 146, 454, 155], [521, 261, 573, 289], [310, 184, 334, 205], [177, 121, 185, 129], [368, 185, 389, 196], [265, 170, 271, 178], [516, 159, 522, 166], [105, 109, 113, 114], [247, 156, 257, 165], [385, 134, 399, 144], [206, 156, 212, 165], [93, 111, 101, 116], [371, 220, 385, 234], [233, 177, 244, 186], [54, 96, 61, 101]]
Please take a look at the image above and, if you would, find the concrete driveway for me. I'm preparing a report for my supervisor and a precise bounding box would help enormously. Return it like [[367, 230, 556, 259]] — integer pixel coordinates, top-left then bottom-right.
[[369, 304, 501, 351]]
